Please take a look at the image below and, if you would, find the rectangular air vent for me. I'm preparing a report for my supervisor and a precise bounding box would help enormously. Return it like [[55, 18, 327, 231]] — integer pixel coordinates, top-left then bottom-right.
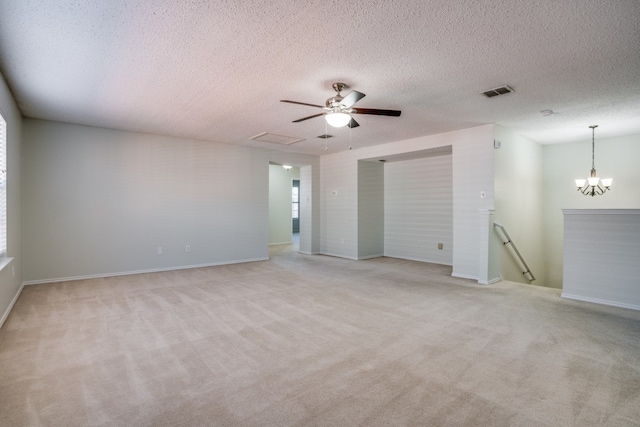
[[481, 85, 514, 98], [249, 132, 305, 145], [317, 134, 333, 139]]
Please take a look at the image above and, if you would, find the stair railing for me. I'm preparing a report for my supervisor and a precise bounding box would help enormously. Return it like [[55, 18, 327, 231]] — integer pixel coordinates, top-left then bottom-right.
[[493, 222, 535, 282]]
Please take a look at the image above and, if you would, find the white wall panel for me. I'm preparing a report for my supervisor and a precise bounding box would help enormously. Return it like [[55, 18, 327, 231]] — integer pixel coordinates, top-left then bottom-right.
[[384, 155, 452, 264], [562, 209, 640, 310], [320, 152, 359, 258], [450, 128, 495, 279]]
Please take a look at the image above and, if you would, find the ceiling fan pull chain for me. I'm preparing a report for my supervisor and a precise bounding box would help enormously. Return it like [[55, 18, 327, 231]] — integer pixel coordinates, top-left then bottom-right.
[[325, 120, 328, 151]]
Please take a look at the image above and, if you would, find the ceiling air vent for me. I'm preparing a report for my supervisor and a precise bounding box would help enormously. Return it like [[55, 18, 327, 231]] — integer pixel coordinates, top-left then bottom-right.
[[481, 85, 514, 98], [317, 134, 333, 139], [249, 132, 305, 145]]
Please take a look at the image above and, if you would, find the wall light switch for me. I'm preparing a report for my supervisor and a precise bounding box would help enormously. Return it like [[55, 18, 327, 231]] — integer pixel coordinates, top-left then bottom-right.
[[480, 191, 486, 199], [157, 246, 163, 255], [438, 243, 443, 250], [186, 245, 191, 253]]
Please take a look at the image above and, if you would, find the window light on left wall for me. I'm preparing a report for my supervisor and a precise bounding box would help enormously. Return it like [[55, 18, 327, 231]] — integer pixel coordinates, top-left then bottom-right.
[[0, 112, 8, 262]]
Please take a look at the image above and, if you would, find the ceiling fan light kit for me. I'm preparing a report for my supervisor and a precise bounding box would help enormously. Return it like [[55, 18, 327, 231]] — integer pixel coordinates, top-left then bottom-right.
[[281, 82, 401, 131], [325, 111, 351, 128]]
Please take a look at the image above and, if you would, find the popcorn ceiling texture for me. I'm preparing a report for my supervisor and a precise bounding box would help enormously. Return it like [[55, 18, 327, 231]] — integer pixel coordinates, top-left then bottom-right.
[[0, 0, 639, 154]]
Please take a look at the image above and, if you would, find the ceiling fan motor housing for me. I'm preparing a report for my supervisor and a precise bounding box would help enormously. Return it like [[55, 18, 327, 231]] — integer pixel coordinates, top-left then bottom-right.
[[327, 82, 347, 109], [326, 96, 344, 109]]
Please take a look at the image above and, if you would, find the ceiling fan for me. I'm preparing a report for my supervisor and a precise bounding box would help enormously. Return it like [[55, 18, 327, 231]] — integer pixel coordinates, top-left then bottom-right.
[[281, 82, 401, 129]]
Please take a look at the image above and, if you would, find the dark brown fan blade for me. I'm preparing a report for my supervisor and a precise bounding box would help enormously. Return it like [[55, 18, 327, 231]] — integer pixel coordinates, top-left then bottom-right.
[[292, 113, 325, 123], [347, 118, 360, 128], [340, 90, 365, 108], [352, 108, 401, 117], [281, 100, 325, 109]]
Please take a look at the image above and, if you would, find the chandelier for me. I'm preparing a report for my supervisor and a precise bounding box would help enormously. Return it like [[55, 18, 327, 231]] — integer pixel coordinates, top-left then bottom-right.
[[575, 125, 612, 197]]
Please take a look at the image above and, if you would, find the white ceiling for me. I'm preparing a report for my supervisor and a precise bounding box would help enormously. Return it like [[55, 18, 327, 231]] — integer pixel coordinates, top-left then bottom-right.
[[1, 0, 639, 155]]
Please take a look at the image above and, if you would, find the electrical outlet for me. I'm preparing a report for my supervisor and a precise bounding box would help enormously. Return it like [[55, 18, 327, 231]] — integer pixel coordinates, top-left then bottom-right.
[[157, 246, 162, 255], [11, 266, 15, 278], [438, 243, 443, 250], [186, 245, 191, 253]]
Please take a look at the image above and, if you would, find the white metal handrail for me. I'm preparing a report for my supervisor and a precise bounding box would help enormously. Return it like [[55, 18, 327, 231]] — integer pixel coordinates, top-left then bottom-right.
[[494, 222, 535, 282]]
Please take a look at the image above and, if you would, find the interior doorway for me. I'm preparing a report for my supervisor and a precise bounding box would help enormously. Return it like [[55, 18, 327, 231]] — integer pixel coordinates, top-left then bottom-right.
[[268, 163, 316, 255], [292, 179, 300, 234]]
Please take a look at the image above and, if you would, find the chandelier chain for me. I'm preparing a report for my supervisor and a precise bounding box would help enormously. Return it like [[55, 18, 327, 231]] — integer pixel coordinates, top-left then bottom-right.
[[590, 125, 597, 170]]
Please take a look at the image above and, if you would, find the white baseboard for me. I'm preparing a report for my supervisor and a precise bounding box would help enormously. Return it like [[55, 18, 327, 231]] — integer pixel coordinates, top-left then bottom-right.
[[478, 275, 502, 285], [23, 257, 270, 286], [383, 255, 453, 266], [358, 254, 384, 260], [269, 241, 292, 246], [561, 293, 640, 312], [320, 252, 359, 261], [451, 272, 478, 281], [0, 282, 24, 329]]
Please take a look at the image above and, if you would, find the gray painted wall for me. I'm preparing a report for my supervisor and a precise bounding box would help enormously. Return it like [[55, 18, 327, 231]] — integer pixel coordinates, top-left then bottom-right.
[[357, 161, 384, 259], [299, 165, 319, 255], [22, 119, 320, 283], [494, 126, 544, 285]]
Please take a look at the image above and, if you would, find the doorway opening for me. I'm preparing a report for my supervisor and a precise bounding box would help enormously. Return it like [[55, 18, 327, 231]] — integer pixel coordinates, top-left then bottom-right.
[[292, 179, 300, 246]]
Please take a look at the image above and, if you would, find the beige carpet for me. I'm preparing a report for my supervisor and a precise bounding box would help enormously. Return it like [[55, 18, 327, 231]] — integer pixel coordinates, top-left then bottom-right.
[[1, 244, 639, 426]]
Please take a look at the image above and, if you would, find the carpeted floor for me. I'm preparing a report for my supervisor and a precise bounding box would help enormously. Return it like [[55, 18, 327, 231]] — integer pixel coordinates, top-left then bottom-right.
[[1, 244, 639, 426]]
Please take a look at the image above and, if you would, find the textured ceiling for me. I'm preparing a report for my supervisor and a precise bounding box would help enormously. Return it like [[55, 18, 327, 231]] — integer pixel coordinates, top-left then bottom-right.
[[1, 0, 639, 155]]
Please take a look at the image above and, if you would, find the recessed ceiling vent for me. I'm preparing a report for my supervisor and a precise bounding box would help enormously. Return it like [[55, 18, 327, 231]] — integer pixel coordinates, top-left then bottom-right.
[[317, 134, 333, 139], [249, 132, 305, 145], [481, 85, 514, 98]]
